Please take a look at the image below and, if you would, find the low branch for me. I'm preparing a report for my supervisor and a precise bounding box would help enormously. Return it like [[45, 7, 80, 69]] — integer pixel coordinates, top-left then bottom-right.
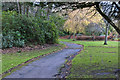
[[95, 3, 120, 35]]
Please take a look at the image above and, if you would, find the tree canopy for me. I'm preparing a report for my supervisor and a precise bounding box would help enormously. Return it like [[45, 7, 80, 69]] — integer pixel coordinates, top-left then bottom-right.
[[63, 7, 105, 34], [51, 1, 120, 34]]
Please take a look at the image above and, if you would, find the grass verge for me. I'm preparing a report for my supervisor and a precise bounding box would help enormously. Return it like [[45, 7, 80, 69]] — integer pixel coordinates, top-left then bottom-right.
[[59, 39, 119, 78], [2, 43, 65, 75]]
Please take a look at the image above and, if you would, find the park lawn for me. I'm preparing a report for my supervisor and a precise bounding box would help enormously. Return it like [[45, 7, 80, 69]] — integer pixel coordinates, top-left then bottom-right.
[[59, 39, 119, 78], [0, 53, 1, 75], [2, 43, 65, 73]]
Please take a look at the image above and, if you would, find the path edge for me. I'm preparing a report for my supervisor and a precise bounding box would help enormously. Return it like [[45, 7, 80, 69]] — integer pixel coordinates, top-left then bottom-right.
[[1, 44, 67, 78], [55, 43, 84, 78]]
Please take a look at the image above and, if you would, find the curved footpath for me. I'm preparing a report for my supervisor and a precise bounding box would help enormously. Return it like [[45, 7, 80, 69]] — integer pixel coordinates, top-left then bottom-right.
[[5, 42, 82, 78]]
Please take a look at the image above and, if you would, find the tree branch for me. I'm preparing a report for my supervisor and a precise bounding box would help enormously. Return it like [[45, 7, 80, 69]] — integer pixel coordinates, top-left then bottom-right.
[[95, 2, 120, 35]]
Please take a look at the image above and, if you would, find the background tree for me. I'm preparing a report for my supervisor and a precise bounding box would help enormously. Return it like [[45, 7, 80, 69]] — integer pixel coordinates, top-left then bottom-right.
[[3, 1, 119, 34], [63, 7, 105, 40], [51, 1, 120, 35], [85, 23, 104, 36]]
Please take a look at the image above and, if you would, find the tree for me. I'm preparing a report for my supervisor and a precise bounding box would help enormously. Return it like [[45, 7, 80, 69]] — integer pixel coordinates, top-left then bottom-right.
[[51, 1, 120, 35], [3, 1, 119, 33], [64, 9, 87, 40], [95, 2, 120, 35], [63, 7, 104, 40], [19, 1, 119, 35], [85, 23, 104, 36]]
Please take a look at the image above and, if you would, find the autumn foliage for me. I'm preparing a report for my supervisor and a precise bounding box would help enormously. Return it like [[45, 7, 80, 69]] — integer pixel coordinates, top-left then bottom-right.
[[63, 7, 105, 34]]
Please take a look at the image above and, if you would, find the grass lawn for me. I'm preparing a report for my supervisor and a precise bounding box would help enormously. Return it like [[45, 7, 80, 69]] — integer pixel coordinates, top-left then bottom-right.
[[2, 43, 65, 74], [59, 39, 119, 78], [0, 53, 1, 75]]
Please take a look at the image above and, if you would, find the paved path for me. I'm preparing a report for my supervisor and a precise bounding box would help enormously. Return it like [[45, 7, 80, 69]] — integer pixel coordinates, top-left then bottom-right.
[[5, 42, 82, 78]]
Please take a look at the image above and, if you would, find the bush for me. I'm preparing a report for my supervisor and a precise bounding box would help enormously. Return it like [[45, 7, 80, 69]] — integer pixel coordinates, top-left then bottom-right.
[[76, 36, 92, 40], [49, 14, 66, 36], [2, 10, 59, 48], [2, 30, 25, 48], [43, 20, 58, 44]]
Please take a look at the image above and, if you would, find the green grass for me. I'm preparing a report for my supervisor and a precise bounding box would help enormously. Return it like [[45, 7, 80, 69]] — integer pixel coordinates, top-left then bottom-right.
[[0, 53, 1, 75], [2, 43, 65, 73], [59, 39, 119, 78]]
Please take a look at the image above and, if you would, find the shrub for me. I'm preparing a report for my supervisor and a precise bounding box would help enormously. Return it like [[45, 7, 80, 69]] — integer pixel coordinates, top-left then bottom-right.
[[49, 14, 66, 36], [76, 36, 92, 40], [43, 20, 58, 44], [2, 30, 25, 48], [2, 10, 60, 48]]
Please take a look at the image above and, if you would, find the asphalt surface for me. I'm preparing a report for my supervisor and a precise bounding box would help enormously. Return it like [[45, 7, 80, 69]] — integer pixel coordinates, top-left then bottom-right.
[[5, 42, 82, 78]]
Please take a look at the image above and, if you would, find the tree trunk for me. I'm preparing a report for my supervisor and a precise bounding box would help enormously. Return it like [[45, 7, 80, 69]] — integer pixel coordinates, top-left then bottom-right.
[[73, 33, 76, 41], [19, 3, 22, 14], [68, 33, 73, 39], [17, 1, 21, 14], [47, 4, 50, 20], [104, 24, 109, 45], [35, 6, 39, 17], [92, 32, 95, 41], [118, 20, 120, 31], [23, 3, 25, 14], [26, 6, 29, 17]]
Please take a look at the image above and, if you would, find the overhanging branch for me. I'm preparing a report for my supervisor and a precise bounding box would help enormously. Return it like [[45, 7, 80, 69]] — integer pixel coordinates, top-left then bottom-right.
[[95, 3, 120, 35]]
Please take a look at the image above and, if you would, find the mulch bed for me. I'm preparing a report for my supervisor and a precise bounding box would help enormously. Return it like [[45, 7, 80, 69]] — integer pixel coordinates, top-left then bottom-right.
[[60, 35, 120, 41], [87, 46, 117, 48], [2, 44, 60, 54], [60, 35, 77, 39], [102, 52, 116, 53]]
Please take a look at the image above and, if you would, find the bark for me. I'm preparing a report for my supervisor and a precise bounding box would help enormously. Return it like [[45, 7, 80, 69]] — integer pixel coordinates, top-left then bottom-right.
[[17, 1, 20, 14], [23, 3, 25, 14], [19, 3, 22, 14], [47, 6, 50, 20], [92, 32, 95, 41], [68, 33, 73, 39], [104, 24, 109, 45], [118, 20, 120, 30], [35, 6, 39, 17], [73, 33, 76, 41], [26, 6, 29, 17], [95, 3, 120, 35]]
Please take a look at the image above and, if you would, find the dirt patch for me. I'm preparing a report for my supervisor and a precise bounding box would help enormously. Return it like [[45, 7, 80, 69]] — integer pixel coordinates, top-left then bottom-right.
[[87, 46, 117, 48], [2, 44, 60, 54], [102, 52, 116, 53], [60, 35, 77, 39]]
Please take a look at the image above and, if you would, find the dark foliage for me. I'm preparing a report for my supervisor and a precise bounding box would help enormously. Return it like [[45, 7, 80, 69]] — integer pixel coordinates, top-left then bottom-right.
[[2, 10, 61, 48]]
